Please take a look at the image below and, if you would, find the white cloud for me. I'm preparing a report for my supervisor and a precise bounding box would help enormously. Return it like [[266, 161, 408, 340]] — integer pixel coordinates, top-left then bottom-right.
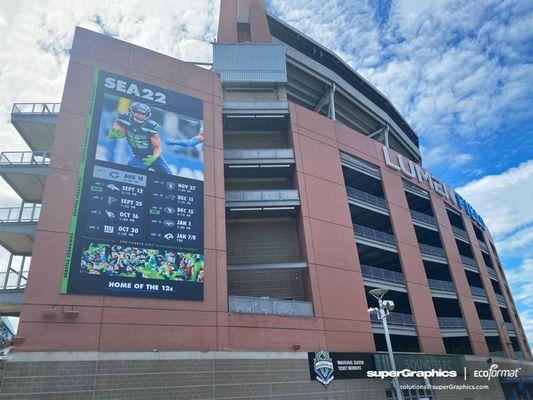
[[504, 258, 533, 343], [422, 144, 473, 169], [270, 0, 533, 171], [456, 160, 533, 238], [457, 160, 533, 346], [268, 0, 383, 69], [496, 226, 533, 259]]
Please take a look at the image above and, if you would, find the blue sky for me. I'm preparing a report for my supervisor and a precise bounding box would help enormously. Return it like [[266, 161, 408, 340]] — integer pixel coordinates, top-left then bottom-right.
[[0, 0, 531, 344], [268, 0, 533, 186]]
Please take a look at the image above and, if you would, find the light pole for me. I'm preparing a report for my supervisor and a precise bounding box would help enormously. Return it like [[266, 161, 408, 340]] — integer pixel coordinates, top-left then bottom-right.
[[368, 288, 404, 400]]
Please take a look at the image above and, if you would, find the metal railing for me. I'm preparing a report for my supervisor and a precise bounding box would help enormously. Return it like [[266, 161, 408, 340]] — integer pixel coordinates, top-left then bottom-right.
[[360, 264, 405, 285], [228, 295, 314, 317], [480, 319, 497, 329], [460, 255, 478, 268], [495, 293, 506, 305], [224, 148, 294, 161], [419, 243, 446, 258], [225, 189, 299, 203], [438, 317, 466, 329], [353, 224, 396, 246], [370, 312, 415, 327], [0, 151, 51, 166], [410, 209, 437, 226], [346, 186, 387, 210], [11, 103, 60, 114], [486, 266, 498, 279], [341, 152, 381, 178], [451, 226, 469, 241], [469, 286, 487, 298], [0, 254, 30, 291], [0, 274, 26, 290], [0, 204, 41, 223], [478, 240, 489, 253], [504, 322, 515, 332], [403, 180, 428, 198], [427, 278, 455, 293]]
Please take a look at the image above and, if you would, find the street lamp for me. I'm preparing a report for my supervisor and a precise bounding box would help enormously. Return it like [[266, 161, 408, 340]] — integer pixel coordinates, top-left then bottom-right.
[[368, 288, 403, 400]]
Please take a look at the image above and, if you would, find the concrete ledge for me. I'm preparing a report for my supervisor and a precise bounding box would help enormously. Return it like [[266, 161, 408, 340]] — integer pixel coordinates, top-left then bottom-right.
[[464, 354, 533, 366], [8, 350, 309, 363]]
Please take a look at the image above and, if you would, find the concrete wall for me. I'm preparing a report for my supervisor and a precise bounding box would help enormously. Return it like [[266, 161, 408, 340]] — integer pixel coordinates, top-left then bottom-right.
[[16, 27, 227, 352], [0, 352, 390, 400], [12, 27, 376, 354], [288, 100, 528, 358], [0, 352, 531, 399]]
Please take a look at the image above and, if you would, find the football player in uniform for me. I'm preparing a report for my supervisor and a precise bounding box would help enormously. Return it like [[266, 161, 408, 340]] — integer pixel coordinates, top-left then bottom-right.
[[108, 102, 204, 174]]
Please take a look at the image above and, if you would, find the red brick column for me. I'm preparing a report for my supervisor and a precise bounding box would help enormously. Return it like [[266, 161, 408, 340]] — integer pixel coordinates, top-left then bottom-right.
[[381, 170, 446, 354], [462, 213, 513, 357], [290, 103, 375, 352], [430, 193, 490, 356], [483, 231, 531, 359]]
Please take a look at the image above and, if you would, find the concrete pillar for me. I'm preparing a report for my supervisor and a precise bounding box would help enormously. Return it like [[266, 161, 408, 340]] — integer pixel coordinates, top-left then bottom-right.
[[290, 103, 375, 353], [429, 193, 490, 356], [483, 231, 532, 360], [217, 0, 272, 43], [460, 212, 512, 358], [381, 170, 446, 354]]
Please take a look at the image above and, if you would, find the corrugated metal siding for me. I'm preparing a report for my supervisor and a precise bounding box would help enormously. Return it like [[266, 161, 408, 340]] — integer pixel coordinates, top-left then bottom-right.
[[224, 134, 289, 149], [213, 43, 287, 83], [227, 268, 305, 300], [227, 219, 299, 265]]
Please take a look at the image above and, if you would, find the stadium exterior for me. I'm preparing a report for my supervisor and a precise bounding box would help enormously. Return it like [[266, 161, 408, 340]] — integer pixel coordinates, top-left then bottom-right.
[[0, 1, 531, 399]]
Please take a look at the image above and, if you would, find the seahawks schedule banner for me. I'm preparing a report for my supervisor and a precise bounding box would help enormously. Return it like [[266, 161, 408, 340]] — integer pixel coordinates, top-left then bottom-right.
[[61, 69, 205, 300]]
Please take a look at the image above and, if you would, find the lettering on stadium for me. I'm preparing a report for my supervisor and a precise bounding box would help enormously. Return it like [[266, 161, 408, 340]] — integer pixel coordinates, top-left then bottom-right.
[[383, 146, 486, 230]]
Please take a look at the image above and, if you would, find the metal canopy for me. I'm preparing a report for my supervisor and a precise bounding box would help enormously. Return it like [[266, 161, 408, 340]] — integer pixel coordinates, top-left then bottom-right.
[[0, 290, 23, 315]]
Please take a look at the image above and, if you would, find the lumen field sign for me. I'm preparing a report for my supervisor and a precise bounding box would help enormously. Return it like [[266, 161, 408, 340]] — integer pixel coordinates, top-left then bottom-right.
[[61, 70, 205, 300]]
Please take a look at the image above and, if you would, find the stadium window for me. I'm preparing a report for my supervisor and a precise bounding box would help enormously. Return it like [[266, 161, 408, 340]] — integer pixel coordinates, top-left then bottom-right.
[[237, 23, 251, 42]]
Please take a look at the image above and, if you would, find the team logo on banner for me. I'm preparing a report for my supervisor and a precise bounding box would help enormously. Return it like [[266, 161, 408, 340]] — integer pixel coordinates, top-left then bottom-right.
[[313, 349, 334, 386]]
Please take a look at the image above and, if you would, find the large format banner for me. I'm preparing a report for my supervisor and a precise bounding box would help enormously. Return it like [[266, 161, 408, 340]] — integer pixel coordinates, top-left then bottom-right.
[[61, 70, 205, 300]]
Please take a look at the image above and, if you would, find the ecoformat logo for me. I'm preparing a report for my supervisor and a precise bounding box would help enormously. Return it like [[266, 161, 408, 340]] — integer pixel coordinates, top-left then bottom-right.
[[472, 364, 521, 381], [313, 349, 334, 386]]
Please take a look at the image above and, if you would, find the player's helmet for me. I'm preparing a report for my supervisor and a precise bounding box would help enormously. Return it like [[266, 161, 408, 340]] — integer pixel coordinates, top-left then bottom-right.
[[129, 102, 151, 123]]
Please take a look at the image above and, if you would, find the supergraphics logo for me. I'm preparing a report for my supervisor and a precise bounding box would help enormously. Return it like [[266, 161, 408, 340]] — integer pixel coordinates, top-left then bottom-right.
[[367, 369, 458, 379]]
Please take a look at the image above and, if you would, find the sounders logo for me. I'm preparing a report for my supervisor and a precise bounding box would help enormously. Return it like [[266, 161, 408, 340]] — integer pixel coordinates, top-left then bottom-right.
[[313, 349, 334, 386]]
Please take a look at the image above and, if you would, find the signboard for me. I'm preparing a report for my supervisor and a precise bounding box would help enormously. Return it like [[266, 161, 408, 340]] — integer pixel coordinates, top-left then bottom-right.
[[374, 353, 466, 375], [308, 350, 375, 385], [61, 70, 205, 300], [382, 146, 486, 231]]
